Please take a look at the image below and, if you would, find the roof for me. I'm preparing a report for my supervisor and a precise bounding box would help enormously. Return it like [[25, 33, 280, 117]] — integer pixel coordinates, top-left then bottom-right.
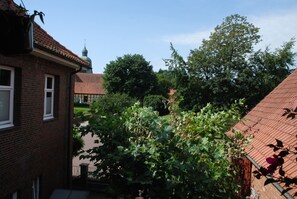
[[75, 73, 106, 95], [0, 0, 89, 67], [231, 70, 297, 193], [34, 23, 89, 67]]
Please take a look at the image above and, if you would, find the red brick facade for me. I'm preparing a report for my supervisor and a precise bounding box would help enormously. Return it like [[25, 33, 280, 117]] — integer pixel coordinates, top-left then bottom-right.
[[0, 54, 75, 199]]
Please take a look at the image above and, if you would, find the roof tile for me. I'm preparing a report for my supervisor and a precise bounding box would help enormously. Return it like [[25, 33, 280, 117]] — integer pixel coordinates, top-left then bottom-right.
[[74, 73, 106, 95], [34, 23, 89, 66], [231, 70, 297, 194]]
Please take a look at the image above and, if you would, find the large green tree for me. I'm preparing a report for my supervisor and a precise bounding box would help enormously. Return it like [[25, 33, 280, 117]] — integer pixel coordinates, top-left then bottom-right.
[[167, 14, 295, 111], [103, 54, 158, 100], [80, 99, 247, 198]]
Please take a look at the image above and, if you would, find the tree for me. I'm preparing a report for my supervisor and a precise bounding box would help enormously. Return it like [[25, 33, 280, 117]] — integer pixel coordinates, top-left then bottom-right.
[[80, 97, 248, 198], [79, 93, 136, 197], [154, 69, 176, 98], [167, 14, 295, 111], [104, 54, 158, 101], [143, 94, 169, 116]]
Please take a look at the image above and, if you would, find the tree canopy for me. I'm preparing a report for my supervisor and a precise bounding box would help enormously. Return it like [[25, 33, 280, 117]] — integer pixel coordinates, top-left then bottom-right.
[[80, 98, 247, 198], [167, 14, 295, 111], [103, 54, 158, 101]]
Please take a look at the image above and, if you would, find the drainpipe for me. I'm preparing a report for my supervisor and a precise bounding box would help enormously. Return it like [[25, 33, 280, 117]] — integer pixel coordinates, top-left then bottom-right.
[[66, 64, 82, 188], [245, 154, 294, 199]]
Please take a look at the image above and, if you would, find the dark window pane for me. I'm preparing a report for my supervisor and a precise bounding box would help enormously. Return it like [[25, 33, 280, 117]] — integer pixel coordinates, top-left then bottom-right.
[[0, 69, 11, 86], [46, 92, 52, 114], [46, 92, 52, 98], [83, 96, 88, 103], [0, 90, 10, 121], [47, 77, 53, 89]]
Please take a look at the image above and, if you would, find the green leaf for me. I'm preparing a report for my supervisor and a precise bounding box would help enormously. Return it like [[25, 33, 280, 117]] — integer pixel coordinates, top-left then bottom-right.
[[267, 144, 279, 152], [279, 166, 285, 176], [276, 139, 283, 148], [278, 150, 289, 157], [264, 178, 276, 186]]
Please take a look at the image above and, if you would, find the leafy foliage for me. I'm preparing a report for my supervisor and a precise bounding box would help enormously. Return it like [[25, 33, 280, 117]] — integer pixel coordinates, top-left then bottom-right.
[[143, 95, 169, 116], [166, 14, 295, 112], [154, 69, 176, 97], [80, 97, 248, 198], [103, 54, 158, 101], [79, 93, 136, 197], [72, 127, 84, 157], [72, 109, 87, 157]]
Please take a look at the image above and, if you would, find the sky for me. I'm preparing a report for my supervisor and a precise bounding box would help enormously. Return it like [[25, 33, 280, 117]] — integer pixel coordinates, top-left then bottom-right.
[[15, 0, 297, 73]]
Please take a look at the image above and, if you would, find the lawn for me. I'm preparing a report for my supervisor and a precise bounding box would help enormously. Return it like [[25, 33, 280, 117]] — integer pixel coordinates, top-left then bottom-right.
[[74, 107, 90, 115]]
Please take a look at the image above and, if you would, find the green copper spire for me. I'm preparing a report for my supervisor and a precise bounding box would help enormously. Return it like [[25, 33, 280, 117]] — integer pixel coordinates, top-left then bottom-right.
[[81, 42, 93, 73]]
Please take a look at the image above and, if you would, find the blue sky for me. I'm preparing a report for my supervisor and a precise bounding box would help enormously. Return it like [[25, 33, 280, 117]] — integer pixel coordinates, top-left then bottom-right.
[[16, 0, 297, 73]]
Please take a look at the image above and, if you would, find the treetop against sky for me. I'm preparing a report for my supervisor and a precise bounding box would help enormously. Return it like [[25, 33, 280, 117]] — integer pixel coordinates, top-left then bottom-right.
[[16, 0, 297, 73]]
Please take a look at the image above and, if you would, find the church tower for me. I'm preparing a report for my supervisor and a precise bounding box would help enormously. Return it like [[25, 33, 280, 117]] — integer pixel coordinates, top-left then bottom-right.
[[80, 44, 93, 73]]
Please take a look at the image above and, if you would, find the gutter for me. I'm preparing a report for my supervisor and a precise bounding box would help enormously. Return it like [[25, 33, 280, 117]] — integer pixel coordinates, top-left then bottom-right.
[[31, 48, 82, 70], [66, 64, 82, 188], [245, 154, 294, 199]]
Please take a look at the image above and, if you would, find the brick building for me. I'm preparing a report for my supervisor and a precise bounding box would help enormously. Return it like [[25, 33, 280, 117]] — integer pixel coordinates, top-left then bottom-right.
[[74, 45, 105, 105], [74, 73, 105, 104], [231, 69, 297, 198], [0, 1, 89, 198]]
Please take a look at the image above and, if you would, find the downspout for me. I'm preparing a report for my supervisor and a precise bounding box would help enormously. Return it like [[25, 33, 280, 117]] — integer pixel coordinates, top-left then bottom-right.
[[245, 154, 294, 199], [66, 64, 82, 188]]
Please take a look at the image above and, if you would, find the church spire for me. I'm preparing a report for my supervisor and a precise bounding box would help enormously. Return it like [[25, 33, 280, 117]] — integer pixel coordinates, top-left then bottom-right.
[[80, 41, 93, 73], [82, 41, 88, 57]]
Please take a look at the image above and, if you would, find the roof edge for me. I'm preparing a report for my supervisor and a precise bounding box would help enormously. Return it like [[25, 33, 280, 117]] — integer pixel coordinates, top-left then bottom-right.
[[31, 48, 80, 70], [245, 154, 294, 199]]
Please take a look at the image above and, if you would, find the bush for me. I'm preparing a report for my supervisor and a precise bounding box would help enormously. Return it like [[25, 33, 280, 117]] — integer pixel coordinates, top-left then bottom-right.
[[73, 127, 84, 157], [81, 98, 246, 198], [74, 102, 89, 108], [91, 93, 136, 115], [79, 93, 137, 197], [143, 95, 169, 116]]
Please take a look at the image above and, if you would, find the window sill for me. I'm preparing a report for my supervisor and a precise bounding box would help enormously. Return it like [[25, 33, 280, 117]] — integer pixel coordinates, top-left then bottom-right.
[[0, 123, 14, 131], [43, 116, 56, 123]]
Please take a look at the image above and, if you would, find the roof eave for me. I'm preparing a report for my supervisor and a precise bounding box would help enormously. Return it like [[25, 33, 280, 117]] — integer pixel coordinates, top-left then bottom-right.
[[31, 47, 81, 70], [245, 154, 295, 199]]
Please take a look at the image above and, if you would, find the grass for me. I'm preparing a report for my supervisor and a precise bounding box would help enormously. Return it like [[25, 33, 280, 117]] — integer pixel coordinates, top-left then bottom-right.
[[74, 107, 90, 115]]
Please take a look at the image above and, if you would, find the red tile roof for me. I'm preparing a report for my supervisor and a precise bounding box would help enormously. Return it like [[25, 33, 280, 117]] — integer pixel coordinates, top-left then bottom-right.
[[231, 70, 297, 194], [75, 73, 106, 95], [34, 23, 89, 67]]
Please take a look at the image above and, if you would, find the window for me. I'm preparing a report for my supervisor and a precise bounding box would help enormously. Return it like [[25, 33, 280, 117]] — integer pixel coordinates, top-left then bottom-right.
[[83, 96, 88, 103], [4, 191, 18, 199], [32, 177, 40, 199], [43, 75, 54, 120], [12, 192, 18, 199], [0, 66, 14, 129]]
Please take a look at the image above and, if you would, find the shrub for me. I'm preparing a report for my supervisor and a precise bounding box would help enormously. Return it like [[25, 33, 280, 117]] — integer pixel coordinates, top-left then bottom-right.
[[143, 95, 169, 116]]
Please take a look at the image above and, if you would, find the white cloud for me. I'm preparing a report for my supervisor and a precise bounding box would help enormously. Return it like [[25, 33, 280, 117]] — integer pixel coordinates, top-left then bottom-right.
[[251, 9, 297, 52], [163, 8, 297, 53], [162, 30, 211, 46]]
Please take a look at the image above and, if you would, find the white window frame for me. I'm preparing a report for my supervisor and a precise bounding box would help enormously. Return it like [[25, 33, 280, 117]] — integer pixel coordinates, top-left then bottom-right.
[[43, 74, 55, 120], [32, 177, 40, 199], [12, 191, 18, 199], [0, 65, 14, 129]]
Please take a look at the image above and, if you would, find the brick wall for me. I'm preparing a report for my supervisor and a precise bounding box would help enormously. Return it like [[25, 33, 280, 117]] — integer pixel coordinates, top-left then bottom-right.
[[250, 165, 286, 199], [0, 53, 75, 199]]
